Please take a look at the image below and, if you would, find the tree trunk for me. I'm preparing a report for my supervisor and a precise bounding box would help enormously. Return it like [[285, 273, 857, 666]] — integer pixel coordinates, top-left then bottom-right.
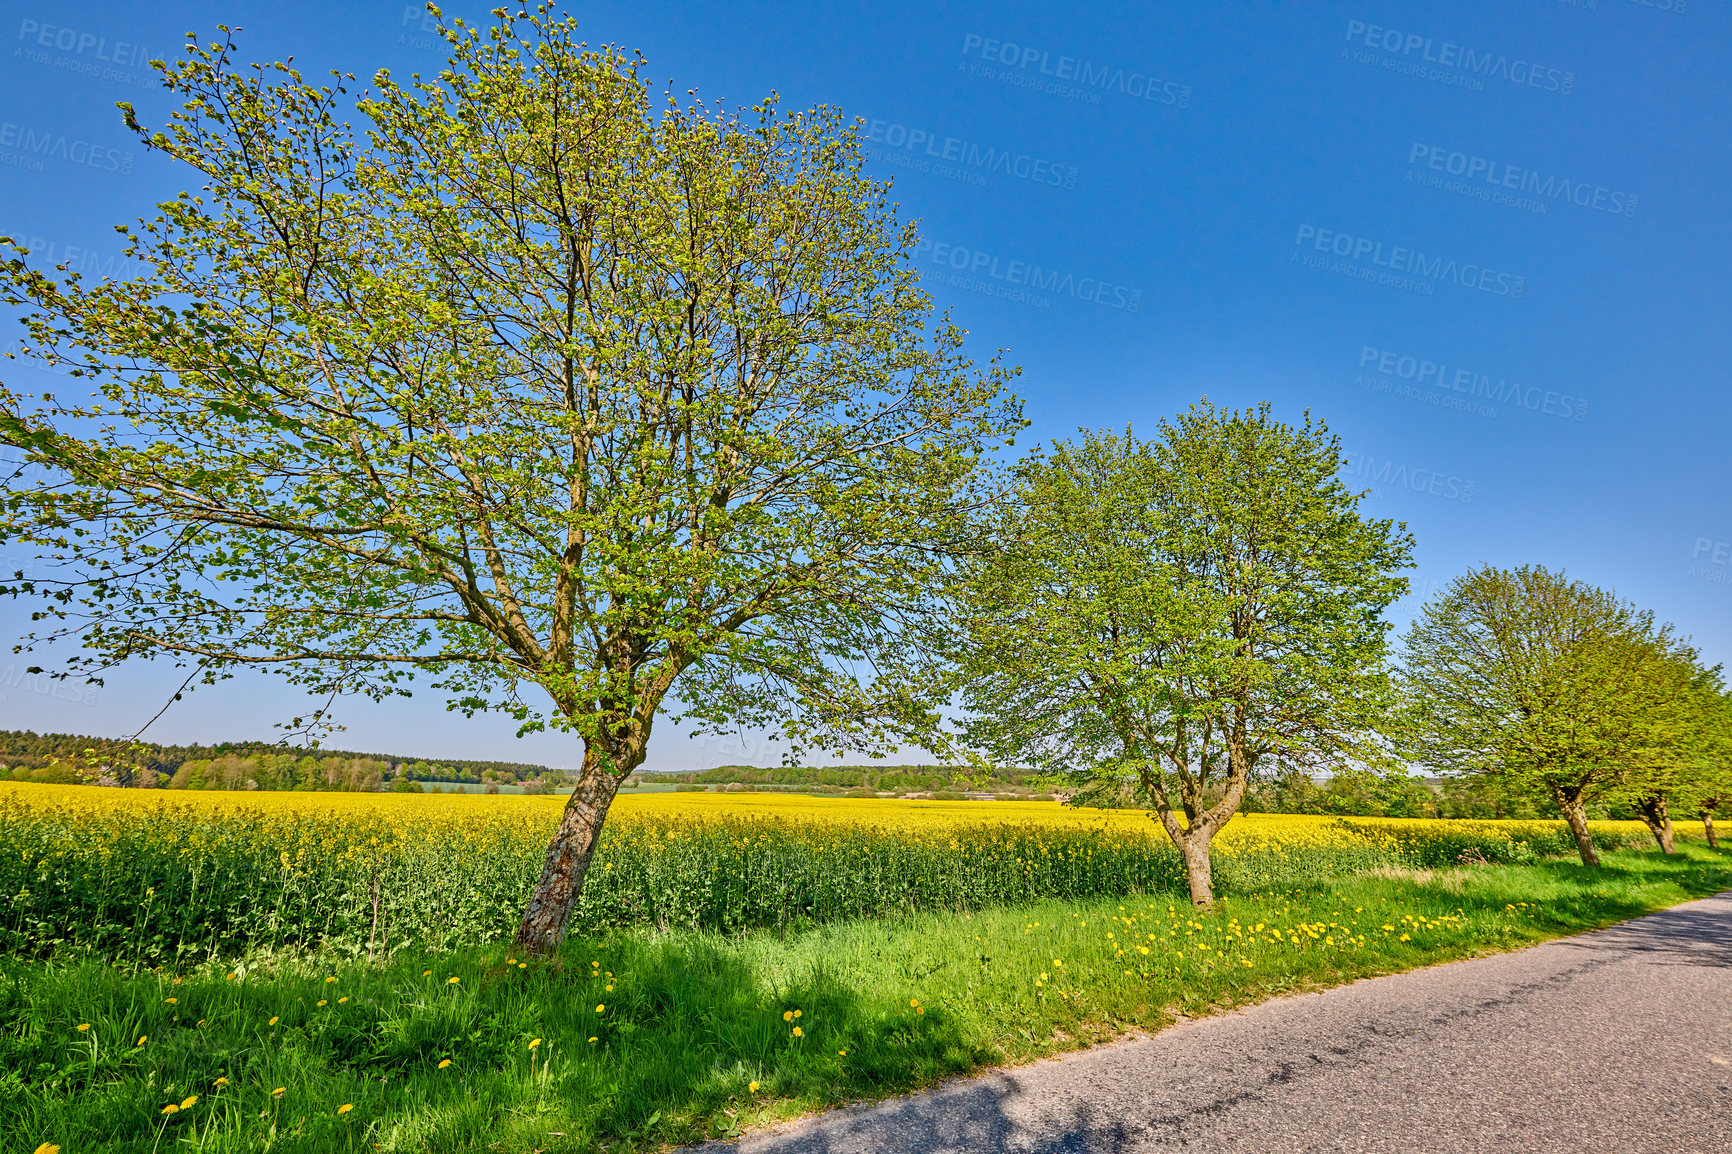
[[1705, 811, 1718, 849], [1179, 832, 1215, 907], [514, 749, 622, 952], [1638, 797, 1675, 854], [1556, 793, 1601, 867]]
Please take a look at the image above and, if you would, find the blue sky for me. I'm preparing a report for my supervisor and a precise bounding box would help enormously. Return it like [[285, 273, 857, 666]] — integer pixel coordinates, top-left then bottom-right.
[[0, 0, 1726, 769]]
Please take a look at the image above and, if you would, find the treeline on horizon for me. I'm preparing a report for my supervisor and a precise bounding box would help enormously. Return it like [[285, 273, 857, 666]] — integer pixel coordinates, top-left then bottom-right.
[[0, 730, 569, 790]]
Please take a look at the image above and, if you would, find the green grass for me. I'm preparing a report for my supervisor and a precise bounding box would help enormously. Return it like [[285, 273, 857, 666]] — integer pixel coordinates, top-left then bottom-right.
[[3, 843, 1727, 1153]]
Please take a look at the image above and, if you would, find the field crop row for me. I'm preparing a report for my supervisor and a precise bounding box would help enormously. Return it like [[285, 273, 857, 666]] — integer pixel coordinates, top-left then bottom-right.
[[0, 785, 1651, 963]]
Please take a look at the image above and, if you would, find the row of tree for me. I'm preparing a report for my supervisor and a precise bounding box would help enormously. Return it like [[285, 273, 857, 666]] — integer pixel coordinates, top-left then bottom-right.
[[0, 11, 1720, 945], [956, 417, 1728, 904]]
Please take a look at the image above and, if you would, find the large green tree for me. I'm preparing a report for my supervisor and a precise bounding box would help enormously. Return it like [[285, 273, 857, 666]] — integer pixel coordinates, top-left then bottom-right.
[[956, 406, 1413, 906], [1398, 567, 1691, 866], [0, 11, 1021, 949]]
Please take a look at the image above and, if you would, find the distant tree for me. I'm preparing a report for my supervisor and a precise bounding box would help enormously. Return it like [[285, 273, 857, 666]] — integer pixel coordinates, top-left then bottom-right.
[[1609, 649, 1722, 853], [957, 406, 1413, 906], [1399, 566, 1691, 865], [0, 11, 1020, 950]]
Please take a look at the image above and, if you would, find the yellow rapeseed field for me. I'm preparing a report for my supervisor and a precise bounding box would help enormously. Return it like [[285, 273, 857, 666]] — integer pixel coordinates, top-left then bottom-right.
[[0, 782, 1647, 962]]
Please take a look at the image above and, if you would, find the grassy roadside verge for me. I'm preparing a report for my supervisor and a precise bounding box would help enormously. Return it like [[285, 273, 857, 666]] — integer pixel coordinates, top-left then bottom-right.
[[4, 843, 1727, 1153]]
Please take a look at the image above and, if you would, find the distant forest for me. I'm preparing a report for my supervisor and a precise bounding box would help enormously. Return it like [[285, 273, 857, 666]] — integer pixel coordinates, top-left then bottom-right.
[[0, 730, 570, 791]]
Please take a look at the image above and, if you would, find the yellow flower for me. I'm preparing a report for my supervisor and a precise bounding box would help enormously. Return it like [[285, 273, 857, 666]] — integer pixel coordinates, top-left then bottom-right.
[[916, 1006, 924, 1015], [33, 1144, 59, 1154], [338, 997, 349, 1004], [164, 997, 177, 1004], [793, 1009, 802, 1018], [528, 1038, 542, 1050], [588, 1036, 598, 1043], [226, 971, 237, 980], [213, 1077, 229, 1088], [325, 976, 337, 984], [783, 1010, 793, 1022], [161, 1104, 180, 1116], [268, 1016, 279, 1026], [76, 1023, 90, 1032], [792, 1025, 803, 1037], [317, 999, 327, 1007], [438, 1059, 452, 1069], [518, 962, 527, 970], [180, 1095, 198, 1109], [271, 1087, 286, 1099], [196, 1019, 206, 1027], [447, 976, 460, 985], [337, 1103, 353, 1115], [838, 1049, 847, 1056], [749, 1081, 760, 1092], [595, 1004, 605, 1013], [422, 970, 432, 977], [136, 1035, 147, 1046]]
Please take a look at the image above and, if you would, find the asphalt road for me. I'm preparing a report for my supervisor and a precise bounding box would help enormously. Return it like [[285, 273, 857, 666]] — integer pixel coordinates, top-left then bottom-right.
[[718, 891, 1732, 1154]]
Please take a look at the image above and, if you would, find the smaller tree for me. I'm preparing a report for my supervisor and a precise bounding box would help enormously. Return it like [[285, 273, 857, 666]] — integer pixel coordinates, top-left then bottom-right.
[[1399, 567, 1686, 866], [957, 405, 1413, 906], [1611, 651, 1722, 854]]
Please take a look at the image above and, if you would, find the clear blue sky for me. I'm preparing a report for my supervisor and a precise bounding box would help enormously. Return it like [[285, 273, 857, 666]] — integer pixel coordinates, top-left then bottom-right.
[[1, 0, 1726, 769]]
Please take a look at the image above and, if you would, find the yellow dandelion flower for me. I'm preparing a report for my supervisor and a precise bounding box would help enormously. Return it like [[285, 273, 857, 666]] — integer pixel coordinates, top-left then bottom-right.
[[528, 1038, 542, 1050], [337, 1103, 353, 1115], [271, 1087, 286, 1099], [268, 1016, 279, 1026], [749, 1081, 760, 1092], [446, 976, 460, 985], [213, 1077, 229, 1088], [422, 970, 432, 977], [839, 1049, 847, 1056], [316, 999, 327, 1007], [180, 1095, 198, 1109], [160, 1104, 179, 1116], [136, 1035, 147, 1046], [595, 1004, 605, 1013], [438, 1059, 452, 1069], [783, 1010, 793, 1021], [76, 1023, 90, 1032], [916, 1006, 924, 1015], [588, 1036, 598, 1043], [338, 997, 349, 1004], [792, 1025, 803, 1037], [164, 997, 177, 1005], [33, 1144, 60, 1154]]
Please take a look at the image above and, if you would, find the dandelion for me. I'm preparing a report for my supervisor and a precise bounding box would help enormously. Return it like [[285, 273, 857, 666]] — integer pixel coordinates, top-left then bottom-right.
[[338, 997, 349, 1004], [325, 976, 337, 984], [226, 971, 237, 980], [271, 1087, 286, 1099], [164, 997, 177, 1004], [749, 1081, 760, 1092], [447, 976, 460, 985], [422, 970, 432, 977], [528, 1038, 542, 1050], [438, 1059, 452, 1069], [161, 1104, 179, 1116], [268, 1016, 279, 1026], [180, 1095, 198, 1109], [213, 1077, 229, 1088], [196, 1019, 206, 1027], [588, 1036, 597, 1043], [595, 1004, 605, 1013], [783, 1011, 793, 1022], [317, 999, 328, 1007], [792, 1026, 803, 1037], [136, 1035, 147, 1046], [337, 1104, 353, 1115], [76, 1023, 90, 1032], [33, 1144, 59, 1154]]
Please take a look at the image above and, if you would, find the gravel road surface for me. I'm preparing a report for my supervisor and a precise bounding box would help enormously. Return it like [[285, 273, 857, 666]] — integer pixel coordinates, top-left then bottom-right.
[[717, 891, 1732, 1154]]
